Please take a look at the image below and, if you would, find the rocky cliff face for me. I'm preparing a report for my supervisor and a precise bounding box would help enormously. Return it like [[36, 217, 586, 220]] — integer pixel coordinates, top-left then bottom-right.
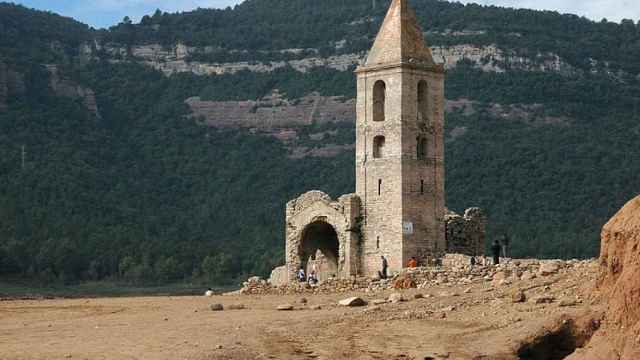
[[567, 195, 640, 360], [187, 91, 355, 129], [45, 65, 100, 117], [91, 42, 576, 77]]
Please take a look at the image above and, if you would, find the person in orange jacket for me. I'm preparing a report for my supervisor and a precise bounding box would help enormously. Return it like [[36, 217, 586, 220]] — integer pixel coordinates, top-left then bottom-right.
[[407, 257, 418, 268]]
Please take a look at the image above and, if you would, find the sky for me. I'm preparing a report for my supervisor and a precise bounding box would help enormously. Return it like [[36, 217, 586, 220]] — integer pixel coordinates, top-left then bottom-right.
[[9, 0, 640, 29]]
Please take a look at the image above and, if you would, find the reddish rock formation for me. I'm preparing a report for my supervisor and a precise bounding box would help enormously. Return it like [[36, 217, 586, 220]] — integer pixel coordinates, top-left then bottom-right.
[[567, 195, 640, 359]]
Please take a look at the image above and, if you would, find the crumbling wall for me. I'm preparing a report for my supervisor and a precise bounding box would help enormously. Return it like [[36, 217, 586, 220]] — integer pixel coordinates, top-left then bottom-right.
[[284, 191, 361, 282], [445, 207, 486, 256]]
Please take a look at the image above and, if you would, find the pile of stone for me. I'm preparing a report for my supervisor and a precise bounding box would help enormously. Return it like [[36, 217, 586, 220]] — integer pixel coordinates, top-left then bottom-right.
[[239, 276, 272, 295], [237, 255, 597, 295]]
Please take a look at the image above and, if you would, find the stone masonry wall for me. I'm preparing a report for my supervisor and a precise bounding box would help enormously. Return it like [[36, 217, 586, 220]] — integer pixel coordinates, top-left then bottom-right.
[[445, 207, 487, 256]]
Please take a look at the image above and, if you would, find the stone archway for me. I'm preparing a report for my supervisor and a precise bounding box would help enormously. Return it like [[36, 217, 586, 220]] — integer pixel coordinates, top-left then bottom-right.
[[299, 220, 340, 281], [284, 191, 361, 283]]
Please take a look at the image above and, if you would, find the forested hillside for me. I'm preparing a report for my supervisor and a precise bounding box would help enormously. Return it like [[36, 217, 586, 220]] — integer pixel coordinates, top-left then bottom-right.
[[0, 0, 639, 285]]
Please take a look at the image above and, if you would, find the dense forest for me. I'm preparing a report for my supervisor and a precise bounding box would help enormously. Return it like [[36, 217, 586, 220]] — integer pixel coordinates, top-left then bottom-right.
[[0, 0, 639, 286]]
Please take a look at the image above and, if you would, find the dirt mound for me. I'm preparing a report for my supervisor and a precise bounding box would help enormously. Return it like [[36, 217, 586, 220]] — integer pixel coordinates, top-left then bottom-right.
[[567, 195, 640, 360]]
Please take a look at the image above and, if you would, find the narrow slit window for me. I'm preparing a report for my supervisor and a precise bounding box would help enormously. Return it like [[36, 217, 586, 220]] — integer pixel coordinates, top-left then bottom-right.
[[420, 180, 424, 195], [378, 179, 382, 196], [376, 236, 380, 249]]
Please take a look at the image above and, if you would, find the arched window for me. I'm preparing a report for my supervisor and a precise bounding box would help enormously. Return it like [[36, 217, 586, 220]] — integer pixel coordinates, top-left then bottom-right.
[[373, 135, 385, 159], [417, 80, 428, 122], [373, 80, 386, 122], [417, 137, 427, 160]]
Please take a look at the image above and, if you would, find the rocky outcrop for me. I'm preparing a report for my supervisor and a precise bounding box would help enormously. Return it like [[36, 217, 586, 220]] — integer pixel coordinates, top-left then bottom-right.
[[187, 91, 355, 129], [96, 42, 576, 77], [566, 195, 640, 359], [45, 65, 100, 118]]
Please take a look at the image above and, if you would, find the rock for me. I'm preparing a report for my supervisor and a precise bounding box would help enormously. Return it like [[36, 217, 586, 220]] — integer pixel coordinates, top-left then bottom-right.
[[520, 271, 536, 281], [363, 306, 381, 313], [205, 290, 214, 297], [227, 304, 245, 310], [414, 293, 425, 299], [308, 305, 322, 310], [299, 297, 308, 304], [511, 289, 526, 303], [371, 299, 388, 305], [338, 297, 367, 307], [463, 288, 472, 294], [210, 304, 224, 311], [533, 296, 556, 304], [539, 261, 562, 276], [277, 304, 294, 311], [558, 299, 578, 307], [388, 293, 406, 303]]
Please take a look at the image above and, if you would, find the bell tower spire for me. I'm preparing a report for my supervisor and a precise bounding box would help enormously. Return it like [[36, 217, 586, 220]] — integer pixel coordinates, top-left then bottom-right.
[[365, 0, 435, 67], [355, 0, 446, 275]]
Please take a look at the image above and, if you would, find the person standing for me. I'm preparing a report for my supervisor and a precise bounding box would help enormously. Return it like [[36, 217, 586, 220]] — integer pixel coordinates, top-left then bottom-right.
[[379, 256, 389, 279], [501, 234, 510, 258], [297, 266, 306, 282], [491, 240, 501, 265]]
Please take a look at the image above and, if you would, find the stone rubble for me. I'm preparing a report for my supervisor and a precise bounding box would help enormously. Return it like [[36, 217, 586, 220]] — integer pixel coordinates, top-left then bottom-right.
[[238, 254, 597, 297]]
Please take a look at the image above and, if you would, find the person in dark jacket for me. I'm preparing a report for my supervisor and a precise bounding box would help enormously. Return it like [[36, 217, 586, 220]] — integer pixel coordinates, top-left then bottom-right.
[[491, 240, 501, 265], [378, 256, 389, 279]]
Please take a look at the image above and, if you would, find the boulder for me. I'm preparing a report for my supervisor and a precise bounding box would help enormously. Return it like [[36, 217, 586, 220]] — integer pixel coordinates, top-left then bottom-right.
[[338, 297, 367, 307], [538, 261, 562, 276], [511, 289, 526, 303], [227, 304, 245, 310], [387, 293, 406, 303], [371, 299, 388, 305], [210, 304, 224, 311], [276, 304, 294, 311]]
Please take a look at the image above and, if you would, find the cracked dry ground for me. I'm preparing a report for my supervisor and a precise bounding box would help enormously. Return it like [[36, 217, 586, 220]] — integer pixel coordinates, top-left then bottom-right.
[[0, 264, 599, 360]]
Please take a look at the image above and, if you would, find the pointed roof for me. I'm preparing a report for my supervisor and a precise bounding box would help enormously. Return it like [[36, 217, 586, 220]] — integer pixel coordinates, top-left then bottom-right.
[[365, 0, 435, 67]]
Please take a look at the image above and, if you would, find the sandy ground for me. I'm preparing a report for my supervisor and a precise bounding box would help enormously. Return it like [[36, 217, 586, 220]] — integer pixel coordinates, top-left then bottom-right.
[[0, 269, 598, 360]]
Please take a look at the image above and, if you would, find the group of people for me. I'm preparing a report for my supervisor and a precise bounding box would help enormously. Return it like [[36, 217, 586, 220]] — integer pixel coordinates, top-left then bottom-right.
[[297, 266, 318, 285]]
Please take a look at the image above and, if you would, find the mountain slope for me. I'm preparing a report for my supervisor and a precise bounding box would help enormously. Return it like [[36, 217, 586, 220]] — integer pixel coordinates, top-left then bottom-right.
[[0, 0, 639, 284]]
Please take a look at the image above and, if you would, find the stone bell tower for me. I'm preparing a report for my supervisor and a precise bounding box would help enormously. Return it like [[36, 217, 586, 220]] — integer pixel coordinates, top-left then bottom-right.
[[355, 0, 446, 275]]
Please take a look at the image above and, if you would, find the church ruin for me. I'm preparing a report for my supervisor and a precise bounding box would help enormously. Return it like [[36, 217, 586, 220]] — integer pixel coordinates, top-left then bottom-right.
[[274, 0, 485, 284]]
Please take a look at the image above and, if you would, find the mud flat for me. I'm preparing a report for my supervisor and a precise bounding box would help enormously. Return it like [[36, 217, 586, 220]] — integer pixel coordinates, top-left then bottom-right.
[[0, 261, 601, 360]]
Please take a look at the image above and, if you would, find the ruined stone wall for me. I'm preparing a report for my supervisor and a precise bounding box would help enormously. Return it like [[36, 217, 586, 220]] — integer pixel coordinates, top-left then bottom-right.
[[445, 207, 487, 256], [285, 191, 361, 282]]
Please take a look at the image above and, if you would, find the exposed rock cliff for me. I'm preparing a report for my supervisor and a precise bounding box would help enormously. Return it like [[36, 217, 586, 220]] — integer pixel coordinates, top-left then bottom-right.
[[92, 43, 575, 77], [187, 91, 355, 129], [45, 65, 100, 117], [567, 195, 640, 360]]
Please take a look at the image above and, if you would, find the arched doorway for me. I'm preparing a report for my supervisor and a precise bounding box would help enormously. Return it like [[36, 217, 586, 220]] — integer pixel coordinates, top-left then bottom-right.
[[299, 220, 340, 281]]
